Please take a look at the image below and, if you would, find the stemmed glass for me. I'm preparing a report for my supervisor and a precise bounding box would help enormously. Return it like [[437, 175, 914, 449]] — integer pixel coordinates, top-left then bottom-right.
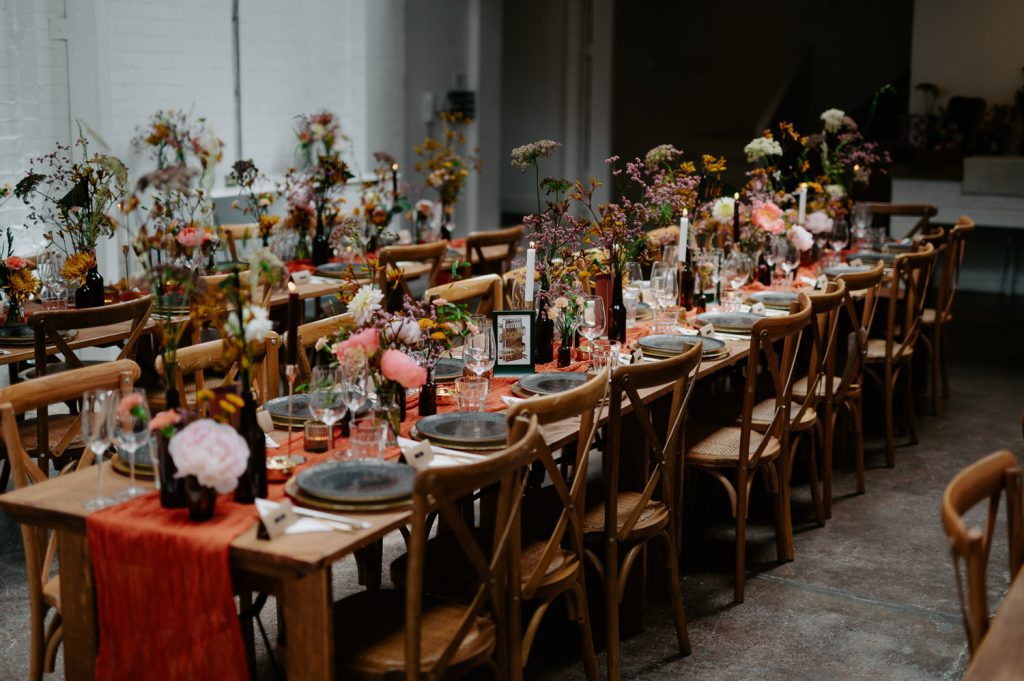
[[829, 219, 849, 265], [722, 252, 752, 311], [83, 390, 116, 510], [464, 324, 496, 378], [114, 389, 152, 500], [309, 366, 347, 449], [773, 236, 800, 284], [649, 262, 677, 331], [763, 246, 778, 288], [339, 354, 369, 427], [577, 295, 606, 350]]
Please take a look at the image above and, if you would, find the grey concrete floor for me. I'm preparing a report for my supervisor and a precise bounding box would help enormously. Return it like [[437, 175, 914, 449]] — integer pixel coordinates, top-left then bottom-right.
[[0, 291, 1020, 680]]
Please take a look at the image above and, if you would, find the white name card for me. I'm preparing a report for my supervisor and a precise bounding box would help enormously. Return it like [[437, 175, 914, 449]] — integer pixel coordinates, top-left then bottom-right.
[[258, 499, 300, 540], [699, 323, 715, 337], [402, 439, 435, 470], [291, 270, 312, 285], [751, 302, 766, 314], [816, 274, 828, 290]]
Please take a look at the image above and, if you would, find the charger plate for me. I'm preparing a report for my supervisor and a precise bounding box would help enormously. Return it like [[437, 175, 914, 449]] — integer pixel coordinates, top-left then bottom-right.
[[285, 477, 411, 512], [433, 357, 464, 383], [295, 460, 415, 504], [111, 453, 155, 480], [694, 312, 764, 334], [845, 251, 895, 264], [413, 412, 507, 449], [638, 334, 726, 359], [517, 372, 589, 396], [747, 290, 800, 309], [824, 264, 872, 278]]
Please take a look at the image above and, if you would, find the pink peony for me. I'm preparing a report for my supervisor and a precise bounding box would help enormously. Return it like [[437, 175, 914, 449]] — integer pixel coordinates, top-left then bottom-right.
[[336, 328, 379, 358], [751, 201, 786, 235], [789, 225, 814, 252], [380, 349, 426, 388], [805, 210, 834, 234], [5, 256, 30, 270], [149, 409, 182, 432], [176, 227, 201, 249], [168, 419, 249, 493]]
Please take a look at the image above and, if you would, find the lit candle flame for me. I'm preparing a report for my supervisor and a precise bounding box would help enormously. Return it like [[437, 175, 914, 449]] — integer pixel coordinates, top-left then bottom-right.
[[529, 241, 535, 248], [682, 208, 688, 217], [733, 192, 739, 200], [391, 163, 399, 171]]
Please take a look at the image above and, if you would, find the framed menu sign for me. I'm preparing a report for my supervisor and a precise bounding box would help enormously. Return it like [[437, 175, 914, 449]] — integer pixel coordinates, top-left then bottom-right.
[[493, 311, 535, 375]]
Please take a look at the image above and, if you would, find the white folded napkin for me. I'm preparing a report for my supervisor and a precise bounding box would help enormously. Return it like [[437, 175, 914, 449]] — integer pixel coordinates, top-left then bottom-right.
[[500, 395, 526, 407], [397, 436, 485, 468], [265, 433, 281, 449], [254, 498, 335, 535]]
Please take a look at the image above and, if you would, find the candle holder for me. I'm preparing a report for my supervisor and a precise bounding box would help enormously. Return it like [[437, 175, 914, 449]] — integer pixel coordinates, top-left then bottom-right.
[[285, 364, 297, 455], [303, 422, 330, 453]]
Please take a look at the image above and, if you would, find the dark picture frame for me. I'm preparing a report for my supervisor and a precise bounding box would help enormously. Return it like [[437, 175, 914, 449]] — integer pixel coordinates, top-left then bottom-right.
[[492, 310, 535, 375]]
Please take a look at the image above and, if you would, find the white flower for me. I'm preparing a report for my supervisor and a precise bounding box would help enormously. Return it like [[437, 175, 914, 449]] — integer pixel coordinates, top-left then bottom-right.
[[743, 136, 783, 163], [348, 285, 383, 325], [387, 318, 421, 345], [789, 224, 814, 251], [314, 336, 328, 352], [805, 211, 834, 235], [825, 184, 846, 200], [169, 419, 249, 493], [821, 108, 845, 133], [554, 296, 569, 309], [712, 196, 736, 221], [244, 306, 273, 343]]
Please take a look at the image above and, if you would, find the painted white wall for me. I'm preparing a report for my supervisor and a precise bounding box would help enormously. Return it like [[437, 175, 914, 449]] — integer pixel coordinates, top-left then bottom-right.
[[910, 0, 1024, 113]]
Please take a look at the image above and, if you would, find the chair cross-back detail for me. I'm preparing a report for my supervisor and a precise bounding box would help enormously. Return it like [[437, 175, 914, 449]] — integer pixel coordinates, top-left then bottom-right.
[[1, 360, 140, 681], [376, 241, 449, 306], [864, 202, 938, 238], [424, 274, 504, 318], [26, 295, 154, 467], [686, 295, 812, 602], [863, 243, 937, 467], [332, 414, 542, 680], [284, 313, 356, 385], [942, 450, 1024, 656], [465, 225, 523, 276], [586, 342, 702, 680], [505, 371, 608, 680]]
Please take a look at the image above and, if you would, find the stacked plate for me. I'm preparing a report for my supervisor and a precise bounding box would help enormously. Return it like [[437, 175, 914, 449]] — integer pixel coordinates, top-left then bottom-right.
[[432, 357, 464, 383], [747, 290, 799, 310], [638, 334, 728, 360], [315, 262, 371, 280], [286, 460, 415, 512], [515, 372, 590, 397], [824, 263, 873, 278], [694, 311, 765, 334], [411, 411, 507, 451], [844, 251, 895, 265], [263, 394, 370, 428]]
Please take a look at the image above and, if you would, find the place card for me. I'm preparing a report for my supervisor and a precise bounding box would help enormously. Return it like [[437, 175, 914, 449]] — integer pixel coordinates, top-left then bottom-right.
[[799, 275, 817, 286], [402, 439, 435, 471], [815, 273, 828, 290], [290, 269, 312, 285], [698, 323, 715, 337], [257, 498, 300, 540], [751, 302, 766, 314]]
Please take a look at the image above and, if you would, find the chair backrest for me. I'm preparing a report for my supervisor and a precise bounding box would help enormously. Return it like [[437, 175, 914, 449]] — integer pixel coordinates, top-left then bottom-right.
[[404, 412, 542, 678], [284, 313, 356, 384], [794, 280, 847, 425], [376, 240, 449, 305], [605, 341, 702, 545], [1, 360, 140, 642], [424, 274, 504, 318], [465, 225, 523, 275], [737, 295, 813, 470], [934, 216, 975, 323], [199, 270, 273, 309], [942, 450, 1024, 655], [834, 261, 885, 402], [877, 243, 937, 362], [156, 332, 281, 413], [863, 202, 938, 237], [506, 370, 609, 601]]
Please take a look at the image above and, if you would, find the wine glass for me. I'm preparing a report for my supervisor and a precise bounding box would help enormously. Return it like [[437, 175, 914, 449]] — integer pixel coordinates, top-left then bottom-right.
[[624, 262, 643, 287], [464, 325, 496, 378], [82, 390, 116, 510], [722, 252, 752, 311], [649, 262, 677, 331], [339, 355, 369, 427], [829, 219, 849, 266], [114, 389, 152, 500], [763, 245, 778, 287], [577, 295, 606, 348], [309, 366, 347, 449], [773, 236, 799, 284], [623, 287, 641, 327]]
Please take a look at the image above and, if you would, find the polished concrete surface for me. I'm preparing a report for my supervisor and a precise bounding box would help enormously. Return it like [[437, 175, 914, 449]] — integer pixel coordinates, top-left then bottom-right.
[[0, 291, 1020, 680]]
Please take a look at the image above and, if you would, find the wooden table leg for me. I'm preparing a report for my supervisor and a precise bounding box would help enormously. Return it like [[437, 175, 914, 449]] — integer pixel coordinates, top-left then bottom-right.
[[282, 569, 333, 681], [58, 530, 97, 681]]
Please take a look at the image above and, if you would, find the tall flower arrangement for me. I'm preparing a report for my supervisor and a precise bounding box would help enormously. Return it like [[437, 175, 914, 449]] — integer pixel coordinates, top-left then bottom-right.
[[229, 159, 278, 247], [356, 151, 408, 252], [280, 153, 353, 263], [294, 110, 344, 168], [414, 111, 478, 237]]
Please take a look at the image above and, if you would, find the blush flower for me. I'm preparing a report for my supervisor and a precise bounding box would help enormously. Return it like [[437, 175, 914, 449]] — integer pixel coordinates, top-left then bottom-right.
[[805, 211, 834, 235], [789, 224, 814, 252], [5, 256, 30, 270], [820, 108, 846, 133], [380, 349, 426, 388], [149, 410, 182, 432], [337, 327, 379, 357], [169, 419, 249, 493], [751, 201, 786, 235], [711, 196, 736, 222]]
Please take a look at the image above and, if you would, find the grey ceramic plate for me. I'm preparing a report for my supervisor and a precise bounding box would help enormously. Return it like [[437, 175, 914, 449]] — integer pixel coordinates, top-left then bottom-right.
[[316, 262, 371, 279], [433, 357, 464, 383], [694, 312, 764, 333], [638, 334, 726, 357], [747, 290, 799, 309], [414, 412, 507, 446], [295, 460, 415, 503], [884, 241, 915, 253], [825, 264, 872, 278], [265, 394, 369, 425], [518, 372, 590, 396], [845, 251, 894, 264]]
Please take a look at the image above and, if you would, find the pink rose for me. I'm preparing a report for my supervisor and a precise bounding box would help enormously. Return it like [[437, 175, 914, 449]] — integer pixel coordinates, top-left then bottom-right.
[[789, 225, 814, 252], [380, 349, 426, 388], [336, 328, 379, 358], [176, 227, 200, 249], [5, 256, 30, 270], [752, 201, 786, 235], [149, 409, 182, 432]]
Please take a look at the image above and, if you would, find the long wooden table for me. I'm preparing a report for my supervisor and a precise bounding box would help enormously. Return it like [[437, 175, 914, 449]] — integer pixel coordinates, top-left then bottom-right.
[[963, 568, 1024, 680], [0, 334, 751, 681]]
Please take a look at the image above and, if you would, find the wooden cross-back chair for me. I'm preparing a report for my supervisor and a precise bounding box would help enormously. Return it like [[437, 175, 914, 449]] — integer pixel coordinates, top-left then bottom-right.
[[941, 450, 1024, 656], [863, 243, 937, 467], [424, 274, 504, 319], [376, 240, 449, 307], [22, 295, 154, 470], [686, 295, 812, 603], [283, 313, 356, 385], [1, 360, 140, 681], [465, 225, 523, 276], [863, 202, 938, 238], [585, 343, 701, 680], [155, 332, 281, 414], [920, 216, 975, 415], [333, 413, 543, 680]]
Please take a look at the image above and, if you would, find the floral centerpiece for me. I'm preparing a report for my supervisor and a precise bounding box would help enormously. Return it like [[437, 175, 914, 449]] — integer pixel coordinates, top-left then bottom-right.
[[414, 111, 478, 240], [279, 154, 353, 265], [294, 110, 344, 168], [168, 419, 250, 520], [0, 230, 38, 327], [15, 132, 128, 307], [230, 159, 279, 247], [356, 151, 408, 252]]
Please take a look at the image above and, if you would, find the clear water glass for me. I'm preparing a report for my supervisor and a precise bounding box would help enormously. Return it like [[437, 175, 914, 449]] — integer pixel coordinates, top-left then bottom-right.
[[114, 388, 152, 500], [309, 366, 347, 449], [590, 339, 620, 378], [623, 287, 641, 327], [455, 376, 488, 412], [650, 262, 677, 330], [83, 389, 116, 510], [350, 415, 387, 459]]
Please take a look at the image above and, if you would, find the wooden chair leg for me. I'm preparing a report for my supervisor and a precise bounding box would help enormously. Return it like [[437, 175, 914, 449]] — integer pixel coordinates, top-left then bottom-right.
[[238, 591, 257, 671], [772, 459, 794, 562], [883, 366, 896, 468], [735, 467, 749, 604], [43, 618, 62, 673], [941, 324, 951, 399], [570, 579, 600, 681], [805, 429, 826, 527], [821, 412, 834, 519], [903, 362, 919, 445], [929, 327, 941, 416], [29, 604, 46, 681], [605, 543, 621, 680], [851, 397, 866, 494], [658, 530, 692, 655]]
